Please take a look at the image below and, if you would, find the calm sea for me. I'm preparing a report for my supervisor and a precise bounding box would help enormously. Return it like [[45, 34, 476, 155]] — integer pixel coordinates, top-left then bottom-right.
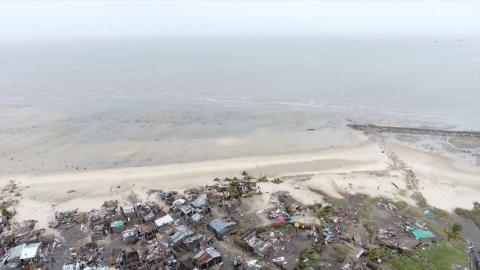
[[1, 37, 479, 129]]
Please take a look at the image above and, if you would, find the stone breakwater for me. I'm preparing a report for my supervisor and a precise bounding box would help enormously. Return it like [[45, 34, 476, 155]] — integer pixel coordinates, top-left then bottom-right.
[[348, 124, 480, 138]]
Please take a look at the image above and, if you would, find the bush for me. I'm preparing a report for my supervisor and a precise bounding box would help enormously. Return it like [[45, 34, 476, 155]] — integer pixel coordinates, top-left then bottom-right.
[[1, 208, 13, 218], [411, 192, 428, 207], [393, 200, 408, 210]]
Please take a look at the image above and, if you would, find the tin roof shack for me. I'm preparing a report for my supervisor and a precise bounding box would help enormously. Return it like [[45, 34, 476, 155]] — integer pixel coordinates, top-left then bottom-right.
[[171, 198, 187, 209], [155, 214, 174, 229], [138, 223, 157, 240], [191, 194, 208, 209], [2, 242, 42, 269], [138, 202, 163, 223], [142, 212, 156, 223], [178, 204, 194, 217], [208, 218, 237, 238], [121, 205, 136, 221], [194, 247, 222, 269], [182, 234, 204, 252], [166, 225, 194, 248], [122, 228, 138, 243]]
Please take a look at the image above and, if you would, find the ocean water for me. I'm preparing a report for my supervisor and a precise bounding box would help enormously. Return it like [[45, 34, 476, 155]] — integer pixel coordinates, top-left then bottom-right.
[[1, 36, 479, 129]]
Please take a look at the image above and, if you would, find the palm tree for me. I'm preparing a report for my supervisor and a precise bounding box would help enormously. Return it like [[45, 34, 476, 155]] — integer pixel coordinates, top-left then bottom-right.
[[445, 223, 463, 241]]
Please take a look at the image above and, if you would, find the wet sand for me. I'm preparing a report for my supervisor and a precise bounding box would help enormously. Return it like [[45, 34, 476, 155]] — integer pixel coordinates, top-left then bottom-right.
[[1, 105, 479, 231]]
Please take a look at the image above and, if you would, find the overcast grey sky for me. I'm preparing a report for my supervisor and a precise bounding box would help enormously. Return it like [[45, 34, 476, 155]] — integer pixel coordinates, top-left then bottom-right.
[[1, 1, 479, 41]]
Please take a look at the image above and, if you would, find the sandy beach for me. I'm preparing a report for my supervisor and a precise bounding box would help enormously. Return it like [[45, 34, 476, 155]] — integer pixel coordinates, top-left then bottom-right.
[[1, 119, 479, 231]]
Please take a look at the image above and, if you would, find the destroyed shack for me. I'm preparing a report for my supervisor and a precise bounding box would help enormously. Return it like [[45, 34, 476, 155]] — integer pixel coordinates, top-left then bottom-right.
[[122, 228, 138, 243], [112, 249, 142, 269], [244, 233, 272, 257], [138, 223, 157, 240], [103, 200, 118, 216], [145, 247, 175, 269]]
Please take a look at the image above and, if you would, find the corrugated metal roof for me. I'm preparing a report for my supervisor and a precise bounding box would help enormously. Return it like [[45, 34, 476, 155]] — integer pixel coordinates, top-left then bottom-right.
[[122, 205, 135, 214], [155, 214, 174, 227], [6, 244, 25, 260], [194, 247, 221, 265], [172, 198, 186, 207], [122, 228, 138, 238], [183, 234, 203, 244], [194, 250, 211, 264], [191, 213, 203, 222], [20, 242, 41, 260], [170, 225, 193, 245], [179, 204, 194, 215], [205, 247, 221, 258], [191, 194, 208, 208], [208, 218, 236, 234]]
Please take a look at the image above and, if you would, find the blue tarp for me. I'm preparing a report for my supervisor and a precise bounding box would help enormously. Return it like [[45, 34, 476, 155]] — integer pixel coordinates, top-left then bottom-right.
[[412, 229, 435, 239]]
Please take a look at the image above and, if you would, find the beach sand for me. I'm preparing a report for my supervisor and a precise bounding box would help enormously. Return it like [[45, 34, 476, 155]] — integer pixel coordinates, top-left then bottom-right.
[[1, 135, 479, 230], [1, 105, 479, 230]]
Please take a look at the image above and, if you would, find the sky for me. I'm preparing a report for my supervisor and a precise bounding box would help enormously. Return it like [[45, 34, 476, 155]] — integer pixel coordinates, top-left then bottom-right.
[[0, 1, 479, 41]]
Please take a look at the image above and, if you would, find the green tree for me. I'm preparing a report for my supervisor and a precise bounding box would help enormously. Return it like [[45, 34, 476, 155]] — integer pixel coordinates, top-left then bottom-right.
[[445, 223, 463, 241]]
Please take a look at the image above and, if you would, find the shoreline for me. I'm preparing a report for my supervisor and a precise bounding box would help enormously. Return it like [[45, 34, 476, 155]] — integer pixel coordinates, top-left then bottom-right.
[[2, 139, 479, 230]]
